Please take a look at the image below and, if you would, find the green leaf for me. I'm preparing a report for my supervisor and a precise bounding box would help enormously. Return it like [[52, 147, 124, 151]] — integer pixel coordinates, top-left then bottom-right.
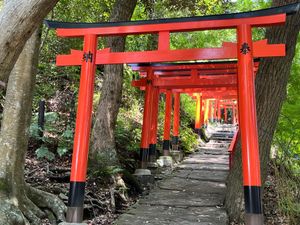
[[57, 147, 69, 157], [35, 146, 55, 161], [62, 128, 74, 139]]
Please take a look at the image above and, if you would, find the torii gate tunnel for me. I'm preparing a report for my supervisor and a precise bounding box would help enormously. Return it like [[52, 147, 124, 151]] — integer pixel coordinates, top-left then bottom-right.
[[130, 61, 244, 158], [46, 3, 299, 225]]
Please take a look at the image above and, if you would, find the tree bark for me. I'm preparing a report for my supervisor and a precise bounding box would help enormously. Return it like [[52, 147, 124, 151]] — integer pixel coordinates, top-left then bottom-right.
[[0, 29, 65, 225], [225, 0, 300, 222], [0, 0, 59, 83], [89, 0, 137, 169]]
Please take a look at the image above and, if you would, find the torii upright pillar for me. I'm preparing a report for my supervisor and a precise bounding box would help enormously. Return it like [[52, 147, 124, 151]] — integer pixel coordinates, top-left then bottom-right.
[[172, 93, 180, 150], [214, 100, 218, 121], [67, 35, 97, 223], [208, 100, 212, 123], [237, 24, 263, 224], [149, 87, 160, 164], [204, 99, 209, 126], [139, 69, 154, 169], [195, 94, 202, 134], [232, 105, 235, 124], [163, 90, 172, 156], [200, 98, 205, 127], [217, 99, 221, 122], [224, 105, 228, 123]]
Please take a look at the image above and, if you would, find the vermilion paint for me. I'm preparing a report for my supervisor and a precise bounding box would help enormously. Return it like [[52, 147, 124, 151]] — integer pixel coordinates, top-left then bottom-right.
[[163, 90, 172, 141], [195, 94, 201, 130], [173, 93, 180, 137], [237, 24, 261, 187], [70, 34, 97, 182]]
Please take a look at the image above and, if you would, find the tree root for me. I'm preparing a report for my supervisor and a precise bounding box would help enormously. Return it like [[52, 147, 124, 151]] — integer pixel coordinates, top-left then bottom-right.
[[25, 185, 66, 223], [0, 185, 66, 225], [0, 196, 27, 225]]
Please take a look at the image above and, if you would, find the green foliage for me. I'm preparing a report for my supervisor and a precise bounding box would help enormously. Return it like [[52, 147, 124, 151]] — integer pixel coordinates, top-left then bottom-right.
[[30, 112, 60, 140], [274, 40, 300, 174], [36, 146, 55, 161], [115, 109, 142, 153], [180, 94, 196, 124], [115, 67, 143, 154], [273, 163, 300, 225], [180, 126, 198, 153], [91, 164, 124, 181], [89, 152, 124, 182], [35, 0, 114, 112], [30, 112, 74, 160]]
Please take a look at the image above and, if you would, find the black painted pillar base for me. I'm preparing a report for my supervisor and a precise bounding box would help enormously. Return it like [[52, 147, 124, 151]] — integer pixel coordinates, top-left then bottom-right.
[[244, 186, 263, 225], [163, 140, 170, 156], [140, 148, 149, 169], [172, 136, 179, 150], [66, 182, 85, 223], [149, 144, 157, 162]]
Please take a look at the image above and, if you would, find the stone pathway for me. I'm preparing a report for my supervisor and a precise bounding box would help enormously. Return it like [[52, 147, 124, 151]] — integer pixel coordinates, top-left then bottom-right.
[[115, 125, 236, 225]]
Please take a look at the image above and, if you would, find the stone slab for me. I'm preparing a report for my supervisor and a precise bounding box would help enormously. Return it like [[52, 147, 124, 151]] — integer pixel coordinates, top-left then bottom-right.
[[197, 146, 228, 151], [138, 189, 225, 207], [158, 177, 226, 193], [177, 163, 229, 171], [182, 155, 228, 165], [174, 169, 228, 183], [114, 205, 228, 225], [189, 153, 228, 158], [59, 223, 87, 225], [197, 150, 229, 155]]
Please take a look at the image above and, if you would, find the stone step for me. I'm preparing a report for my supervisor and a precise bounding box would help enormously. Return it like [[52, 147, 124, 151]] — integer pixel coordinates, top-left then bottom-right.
[[177, 163, 229, 171], [158, 177, 226, 193], [197, 150, 229, 156], [139, 189, 225, 207], [114, 205, 228, 225], [182, 156, 228, 165], [197, 147, 227, 151], [174, 169, 228, 183]]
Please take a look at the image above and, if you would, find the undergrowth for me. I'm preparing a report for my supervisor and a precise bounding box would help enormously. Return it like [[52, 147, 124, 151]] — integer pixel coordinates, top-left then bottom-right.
[[273, 162, 300, 224]]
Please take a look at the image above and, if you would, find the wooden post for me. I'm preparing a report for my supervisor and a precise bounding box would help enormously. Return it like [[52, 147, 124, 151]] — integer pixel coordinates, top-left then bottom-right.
[[38, 100, 45, 138]]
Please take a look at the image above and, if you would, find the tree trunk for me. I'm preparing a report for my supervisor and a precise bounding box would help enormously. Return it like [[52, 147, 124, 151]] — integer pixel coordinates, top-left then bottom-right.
[[89, 0, 137, 169], [225, 0, 300, 222], [0, 29, 66, 225], [0, 0, 59, 83]]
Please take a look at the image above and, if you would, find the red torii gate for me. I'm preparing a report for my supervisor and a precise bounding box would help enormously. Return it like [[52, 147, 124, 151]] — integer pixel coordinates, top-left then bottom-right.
[[131, 60, 254, 132], [210, 98, 239, 123], [190, 92, 238, 126], [130, 61, 242, 158], [46, 3, 299, 224], [132, 82, 239, 168]]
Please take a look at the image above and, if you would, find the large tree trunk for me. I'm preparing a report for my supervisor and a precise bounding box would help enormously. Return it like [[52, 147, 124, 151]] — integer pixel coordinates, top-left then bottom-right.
[[225, 0, 300, 223], [0, 30, 65, 225], [89, 0, 137, 169], [0, 0, 59, 83]]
